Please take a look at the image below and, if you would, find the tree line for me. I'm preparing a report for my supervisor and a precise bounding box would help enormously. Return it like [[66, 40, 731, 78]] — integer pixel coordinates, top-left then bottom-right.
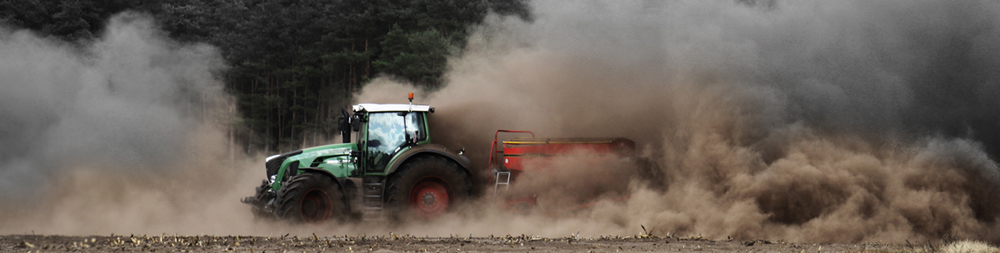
[[1, 0, 529, 152]]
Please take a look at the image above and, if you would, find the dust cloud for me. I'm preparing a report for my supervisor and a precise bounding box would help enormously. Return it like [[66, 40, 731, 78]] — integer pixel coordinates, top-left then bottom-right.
[[0, 13, 266, 235], [4, 0, 1000, 245], [358, 0, 1000, 244]]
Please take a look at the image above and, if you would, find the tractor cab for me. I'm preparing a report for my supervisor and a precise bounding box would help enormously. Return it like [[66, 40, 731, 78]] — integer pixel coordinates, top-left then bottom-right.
[[342, 103, 433, 174]]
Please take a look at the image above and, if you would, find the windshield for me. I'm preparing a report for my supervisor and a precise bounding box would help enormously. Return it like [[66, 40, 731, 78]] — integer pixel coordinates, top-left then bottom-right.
[[365, 112, 423, 171]]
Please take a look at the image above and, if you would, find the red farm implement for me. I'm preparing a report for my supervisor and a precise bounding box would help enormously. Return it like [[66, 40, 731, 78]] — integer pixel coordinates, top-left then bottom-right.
[[487, 130, 659, 212]]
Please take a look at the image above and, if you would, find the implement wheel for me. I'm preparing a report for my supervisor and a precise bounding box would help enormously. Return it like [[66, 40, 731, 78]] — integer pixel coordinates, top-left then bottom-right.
[[387, 156, 471, 219], [274, 172, 346, 223]]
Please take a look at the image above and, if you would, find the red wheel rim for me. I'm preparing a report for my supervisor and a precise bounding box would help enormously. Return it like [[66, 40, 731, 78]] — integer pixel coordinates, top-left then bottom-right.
[[409, 177, 451, 218], [301, 189, 332, 222]]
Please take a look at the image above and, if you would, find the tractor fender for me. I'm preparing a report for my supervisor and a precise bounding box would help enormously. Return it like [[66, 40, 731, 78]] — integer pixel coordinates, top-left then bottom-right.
[[385, 144, 472, 177], [295, 167, 352, 209]]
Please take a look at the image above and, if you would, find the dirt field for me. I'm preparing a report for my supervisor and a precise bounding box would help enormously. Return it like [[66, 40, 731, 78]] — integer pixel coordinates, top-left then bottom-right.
[[0, 234, 919, 252]]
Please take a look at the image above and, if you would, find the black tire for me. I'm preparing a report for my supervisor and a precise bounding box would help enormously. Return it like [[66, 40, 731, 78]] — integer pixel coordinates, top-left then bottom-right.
[[386, 155, 471, 220], [274, 172, 347, 223]]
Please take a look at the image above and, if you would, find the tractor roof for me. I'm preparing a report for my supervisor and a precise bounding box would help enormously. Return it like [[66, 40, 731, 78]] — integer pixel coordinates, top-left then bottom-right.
[[353, 103, 433, 113]]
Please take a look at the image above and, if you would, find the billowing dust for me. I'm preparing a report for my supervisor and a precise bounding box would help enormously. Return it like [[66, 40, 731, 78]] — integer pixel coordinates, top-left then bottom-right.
[[357, 0, 1000, 244], [0, 13, 263, 235], [3, 0, 1000, 245]]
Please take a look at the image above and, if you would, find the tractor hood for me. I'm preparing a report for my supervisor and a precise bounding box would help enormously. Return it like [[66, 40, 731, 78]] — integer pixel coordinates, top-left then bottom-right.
[[295, 143, 357, 159], [267, 143, 360, 190]]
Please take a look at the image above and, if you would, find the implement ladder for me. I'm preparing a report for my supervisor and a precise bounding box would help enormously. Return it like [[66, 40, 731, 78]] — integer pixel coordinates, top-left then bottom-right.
[[362, 176, 385, 221], [493, 168, 511, 199], [489, 130, 533, 199]]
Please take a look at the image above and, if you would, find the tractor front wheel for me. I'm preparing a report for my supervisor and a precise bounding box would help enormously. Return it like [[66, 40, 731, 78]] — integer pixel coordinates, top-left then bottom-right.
[[274, 172, 347, 223], [386, 156, 471, 220]]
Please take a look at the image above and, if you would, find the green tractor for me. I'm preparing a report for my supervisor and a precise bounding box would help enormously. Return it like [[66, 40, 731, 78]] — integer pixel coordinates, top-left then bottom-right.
[[242, 96, 473, 222]]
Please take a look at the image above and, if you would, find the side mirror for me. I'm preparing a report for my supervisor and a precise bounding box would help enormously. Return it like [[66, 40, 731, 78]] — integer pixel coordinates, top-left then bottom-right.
[[368, 139, 381, 147], [351, 115, 361, 131]]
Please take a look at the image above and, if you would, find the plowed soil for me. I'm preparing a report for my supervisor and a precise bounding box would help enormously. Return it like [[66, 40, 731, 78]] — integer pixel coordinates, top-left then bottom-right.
[[0, 234, 914, 252]]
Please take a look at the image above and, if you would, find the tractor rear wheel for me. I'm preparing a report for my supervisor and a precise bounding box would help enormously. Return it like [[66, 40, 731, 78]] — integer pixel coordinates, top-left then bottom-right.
[[274, 172, 346, 223], [386, 156, 471, 220]]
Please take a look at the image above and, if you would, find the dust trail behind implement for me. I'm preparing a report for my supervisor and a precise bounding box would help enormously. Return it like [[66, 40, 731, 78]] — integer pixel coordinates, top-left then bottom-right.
[[361, 0, 1000, 243]]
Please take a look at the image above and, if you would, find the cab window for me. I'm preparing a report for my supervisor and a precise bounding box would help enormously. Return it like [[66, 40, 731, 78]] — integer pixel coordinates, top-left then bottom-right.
[[365, 112, 424, 171]]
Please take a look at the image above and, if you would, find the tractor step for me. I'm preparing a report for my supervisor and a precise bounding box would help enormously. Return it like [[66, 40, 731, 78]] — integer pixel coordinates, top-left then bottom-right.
[[362, 176, 386, 221]]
